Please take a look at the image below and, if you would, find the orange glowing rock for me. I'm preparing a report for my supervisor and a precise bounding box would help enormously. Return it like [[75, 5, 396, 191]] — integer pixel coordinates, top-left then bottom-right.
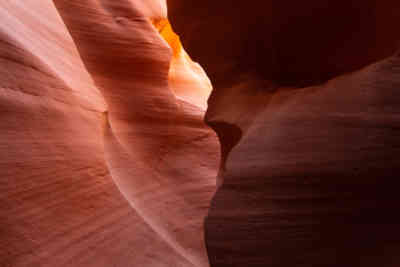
[[153, 18, 212, 109]]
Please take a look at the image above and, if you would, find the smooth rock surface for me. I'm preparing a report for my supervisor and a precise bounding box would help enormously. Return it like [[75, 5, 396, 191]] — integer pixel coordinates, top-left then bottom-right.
[[1, 1, 218, 266], [168, 1, 400, 266], [2, 0, 400, 266]]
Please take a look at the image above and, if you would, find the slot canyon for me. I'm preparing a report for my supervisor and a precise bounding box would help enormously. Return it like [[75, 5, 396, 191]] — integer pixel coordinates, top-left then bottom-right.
[[1, 1, 399, 266]]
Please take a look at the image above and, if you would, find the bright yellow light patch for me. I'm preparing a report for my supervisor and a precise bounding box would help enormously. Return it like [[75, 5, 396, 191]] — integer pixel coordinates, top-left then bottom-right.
[[152, 19, 183, 58], [152, 19, 212, 110]]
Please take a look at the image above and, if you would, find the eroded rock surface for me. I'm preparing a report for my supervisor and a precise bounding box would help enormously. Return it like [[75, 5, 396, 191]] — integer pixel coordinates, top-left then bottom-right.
[[168, 1, 400, 266], [2, 0, 400, 266], [1, 1, 218, 266]]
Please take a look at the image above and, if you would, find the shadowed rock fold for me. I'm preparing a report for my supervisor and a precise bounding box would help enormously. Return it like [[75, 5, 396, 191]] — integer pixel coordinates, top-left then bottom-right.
[[2, 0, 400, 266], [168, 0, 400, 266]]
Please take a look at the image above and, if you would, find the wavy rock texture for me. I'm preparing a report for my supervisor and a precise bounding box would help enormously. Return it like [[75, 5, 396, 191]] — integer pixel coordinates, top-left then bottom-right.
[[1, 1, 218, 267], [3, 1, 400, 267], [168, 1, 400, 266]]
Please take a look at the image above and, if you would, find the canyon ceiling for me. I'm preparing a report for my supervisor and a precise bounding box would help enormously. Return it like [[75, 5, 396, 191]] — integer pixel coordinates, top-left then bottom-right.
[[1, 1, 400, 267]]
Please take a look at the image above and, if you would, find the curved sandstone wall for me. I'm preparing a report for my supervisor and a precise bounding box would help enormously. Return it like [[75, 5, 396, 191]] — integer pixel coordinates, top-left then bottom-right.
[[2, 0, 400, 266], [168, 1, 400, 266], [0, 1, 218, 266]]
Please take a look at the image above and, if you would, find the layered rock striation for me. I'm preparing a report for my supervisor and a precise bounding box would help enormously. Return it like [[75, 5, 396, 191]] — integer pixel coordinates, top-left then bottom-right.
[[1, 1, 218, 266], [168, 0, 400, 266], [2, 0, 400, 266]]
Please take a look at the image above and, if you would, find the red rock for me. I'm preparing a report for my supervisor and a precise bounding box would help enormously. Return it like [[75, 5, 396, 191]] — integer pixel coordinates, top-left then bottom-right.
[[1, 1, 218, 266], [2, 0, 400, 266], [168, 1, 400, 266]]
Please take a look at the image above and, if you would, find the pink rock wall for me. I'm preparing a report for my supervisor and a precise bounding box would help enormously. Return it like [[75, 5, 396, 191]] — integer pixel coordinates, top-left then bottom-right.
[[2, 0, 400, 266], [1, 1, 218, 266]]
